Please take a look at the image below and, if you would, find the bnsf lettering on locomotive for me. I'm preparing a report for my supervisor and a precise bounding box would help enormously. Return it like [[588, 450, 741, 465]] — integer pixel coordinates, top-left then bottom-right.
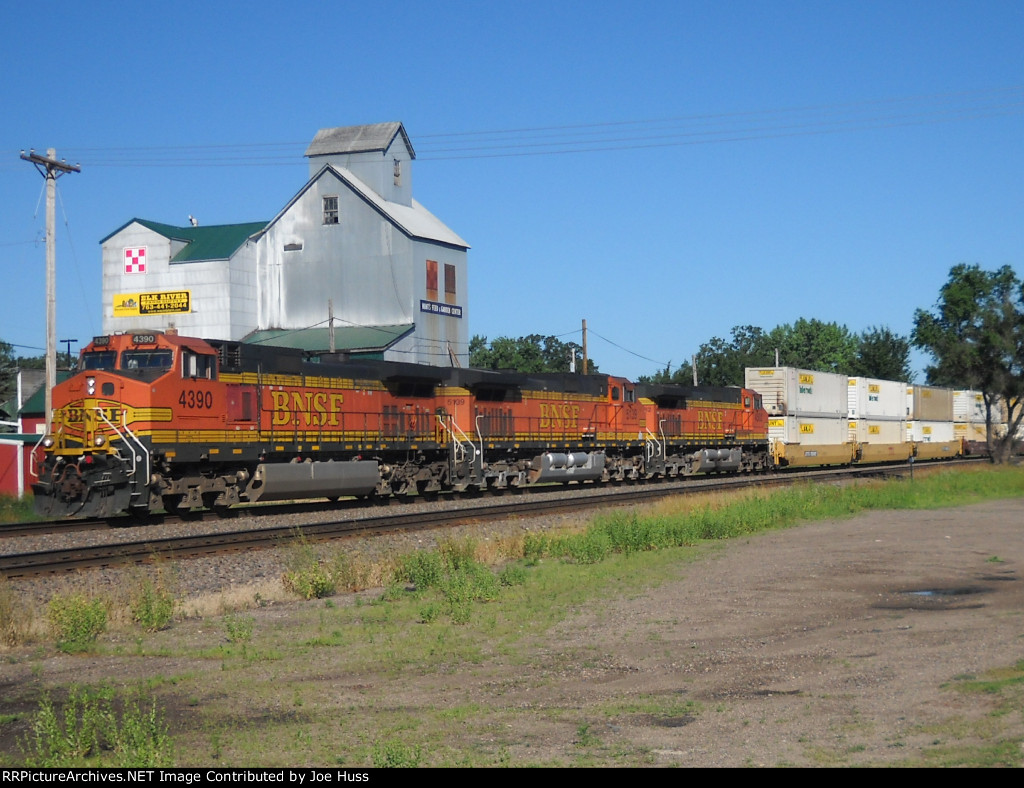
[[270, 390, 345, 427], [539, 403, 580, 429], [64, 406, 122, 424], [697, 410, 724, 431]]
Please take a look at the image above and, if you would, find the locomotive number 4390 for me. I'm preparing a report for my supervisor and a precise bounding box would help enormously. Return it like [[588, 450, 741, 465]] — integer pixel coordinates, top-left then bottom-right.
[[178, 389, 214, 409]]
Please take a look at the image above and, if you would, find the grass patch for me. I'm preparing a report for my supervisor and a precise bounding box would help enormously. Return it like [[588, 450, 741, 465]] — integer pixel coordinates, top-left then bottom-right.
[[0, 574, 36, 647], [0, 494, 36, 524]]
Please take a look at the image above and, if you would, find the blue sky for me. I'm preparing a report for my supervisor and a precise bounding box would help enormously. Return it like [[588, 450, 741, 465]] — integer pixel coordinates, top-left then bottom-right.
[[2, 0, 1021, 382]]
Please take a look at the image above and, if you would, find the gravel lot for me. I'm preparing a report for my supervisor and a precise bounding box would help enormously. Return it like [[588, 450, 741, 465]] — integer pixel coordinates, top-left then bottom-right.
[[2, 494, 1023, 767]]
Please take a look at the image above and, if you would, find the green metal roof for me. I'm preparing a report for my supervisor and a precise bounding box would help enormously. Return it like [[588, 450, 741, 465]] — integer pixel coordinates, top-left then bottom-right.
[[103, 218, 268, 262], [16, 371, 72, 417], [243, 324, 413, 354]]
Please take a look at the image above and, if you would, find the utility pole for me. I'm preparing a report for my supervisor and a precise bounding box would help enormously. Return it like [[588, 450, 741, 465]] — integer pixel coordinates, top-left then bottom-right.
[[60, 338, 78, 370], [21, 148, 81, 431], [328, 299, 336, 353], [581, 319, 588, 375]]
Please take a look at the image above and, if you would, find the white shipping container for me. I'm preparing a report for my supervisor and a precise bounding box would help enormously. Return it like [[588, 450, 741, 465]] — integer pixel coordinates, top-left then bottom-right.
[[954, 422, 990, 442], [907, 385, 954, 421], [848, 377, 906, 421], [907, 420, 955, 442], [745, 367, 847, 418], [953, 390, 987, 424], [767, 415, 849, 445], [849, 419, 907, 444]]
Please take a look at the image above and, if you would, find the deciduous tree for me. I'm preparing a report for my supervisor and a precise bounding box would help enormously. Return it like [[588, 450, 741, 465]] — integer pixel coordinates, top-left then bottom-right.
[[912, 263, 1024, 463], [469, 334, 597, 374]]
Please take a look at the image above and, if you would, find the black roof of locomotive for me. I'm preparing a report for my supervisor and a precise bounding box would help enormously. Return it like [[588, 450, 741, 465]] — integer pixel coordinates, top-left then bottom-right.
[[634, 382, 745, 406]]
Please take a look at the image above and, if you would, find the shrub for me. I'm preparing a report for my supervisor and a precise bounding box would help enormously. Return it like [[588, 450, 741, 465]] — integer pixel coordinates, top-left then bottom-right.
[[130, 575, 176, 632], [396, 550, 445, 591], [499, 563, 527, 587], [21, 686, 172, 767], [283, 561, 336, 600], [283, 532, 337, 599], [371, 738, 423, 768], [223, 614, 254, 644], [47, 594, 107, 653]]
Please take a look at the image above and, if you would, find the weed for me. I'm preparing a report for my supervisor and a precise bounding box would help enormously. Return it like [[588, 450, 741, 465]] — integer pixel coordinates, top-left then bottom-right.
[[223, 614, 254, 644], [283, 561, 335, 600], [129, 573, 176, 632], [575, 723, 601, 748], [499, 563, 527, 587], [20, 686, 172, 767], [371, 738, 423, 768], [282, 532, 336, 599], [47, 593, 107, 653]]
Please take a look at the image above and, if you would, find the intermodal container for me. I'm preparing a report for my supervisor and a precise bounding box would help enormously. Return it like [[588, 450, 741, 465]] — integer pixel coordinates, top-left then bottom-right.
[[745, 368, 847, 418], [847, 377, 906, 421], [907, 385, 954, 421], [907, 420, 955, 443]]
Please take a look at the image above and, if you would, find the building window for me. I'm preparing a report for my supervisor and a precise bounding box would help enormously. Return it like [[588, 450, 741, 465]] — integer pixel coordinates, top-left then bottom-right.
[[393, 159, 402, 187], [444, 263, 456, 304], [426, 260, 438, 301], [323, 195, 339, 225]]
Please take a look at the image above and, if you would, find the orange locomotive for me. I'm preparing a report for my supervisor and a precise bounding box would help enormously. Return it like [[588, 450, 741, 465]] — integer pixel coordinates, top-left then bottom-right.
[[32, 331, 772, 518]]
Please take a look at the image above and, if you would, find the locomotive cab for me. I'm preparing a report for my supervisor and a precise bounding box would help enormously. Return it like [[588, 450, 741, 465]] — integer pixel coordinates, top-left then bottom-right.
[[33, 331, 221, 518]]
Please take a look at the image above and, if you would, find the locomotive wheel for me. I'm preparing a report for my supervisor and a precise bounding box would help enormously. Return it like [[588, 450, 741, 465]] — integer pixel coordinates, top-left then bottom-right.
[[161, 494, 188, 516]]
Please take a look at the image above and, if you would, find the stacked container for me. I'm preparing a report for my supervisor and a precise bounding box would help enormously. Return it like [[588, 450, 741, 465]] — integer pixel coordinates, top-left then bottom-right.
[[954, 390, 1009, 449], [847, 377, 911, 462], [745, 367, 853, 466], [906, 384, 959, 459], [953, 390, 988, 446]]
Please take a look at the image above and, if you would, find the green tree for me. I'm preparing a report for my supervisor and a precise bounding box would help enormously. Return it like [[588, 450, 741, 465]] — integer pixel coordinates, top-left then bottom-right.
[[912, 263, 1024, 463], [851, 325, 913, 381], [643, 320, 912, 387], [771, 318, 858, 373], [0, 339, 16, 412], [469, 334, 597, 374]]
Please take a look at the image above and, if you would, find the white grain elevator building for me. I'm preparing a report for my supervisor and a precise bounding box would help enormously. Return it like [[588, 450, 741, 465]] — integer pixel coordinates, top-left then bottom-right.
[[100, 122, 470, 366]]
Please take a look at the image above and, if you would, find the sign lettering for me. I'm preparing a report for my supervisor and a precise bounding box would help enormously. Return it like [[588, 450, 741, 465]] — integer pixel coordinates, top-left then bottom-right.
[[269, 390, 346, 427]]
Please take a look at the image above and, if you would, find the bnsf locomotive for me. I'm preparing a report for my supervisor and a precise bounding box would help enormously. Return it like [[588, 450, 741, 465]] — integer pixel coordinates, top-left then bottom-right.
[[32, 330, 772, 518]]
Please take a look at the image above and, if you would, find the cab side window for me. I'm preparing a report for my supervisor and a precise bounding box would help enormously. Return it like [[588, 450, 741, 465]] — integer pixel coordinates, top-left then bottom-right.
[[183, 350, 217, 380]]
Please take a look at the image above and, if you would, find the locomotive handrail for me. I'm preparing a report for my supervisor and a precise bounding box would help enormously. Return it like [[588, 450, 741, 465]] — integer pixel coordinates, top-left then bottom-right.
[[29, 429, 49, 479], [646, 426, 665, 462], [95, 406, 150, 497], [437, 413, 477, 465]]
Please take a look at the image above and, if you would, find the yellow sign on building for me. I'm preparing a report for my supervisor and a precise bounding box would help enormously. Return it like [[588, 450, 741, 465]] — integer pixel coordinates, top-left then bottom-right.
[[114, 291, 191, 317]]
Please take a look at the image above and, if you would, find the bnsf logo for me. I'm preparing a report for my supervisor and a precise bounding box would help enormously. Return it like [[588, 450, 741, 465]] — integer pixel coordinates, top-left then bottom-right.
[[270, 390, 346, 427], [539, 403, 580, 429], [62, 406, 123, 424], [697, 410, 723, 431]]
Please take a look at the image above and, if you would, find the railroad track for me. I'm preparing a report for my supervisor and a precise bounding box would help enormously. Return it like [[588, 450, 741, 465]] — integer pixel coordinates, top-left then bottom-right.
[[0, 460, 968, 579]]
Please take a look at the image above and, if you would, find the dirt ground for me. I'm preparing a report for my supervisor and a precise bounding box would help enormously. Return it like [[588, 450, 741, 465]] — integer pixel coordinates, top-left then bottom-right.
[[3, 497, 1023, 767]]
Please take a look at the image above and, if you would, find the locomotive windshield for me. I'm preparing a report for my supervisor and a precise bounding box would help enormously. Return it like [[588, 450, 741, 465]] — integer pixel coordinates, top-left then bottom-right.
[[122, 349, 174, 370], [80, 351, 117, 371]]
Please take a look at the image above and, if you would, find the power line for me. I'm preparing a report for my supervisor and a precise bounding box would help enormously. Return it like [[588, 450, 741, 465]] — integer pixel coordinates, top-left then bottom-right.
[[5, 86, 1021, 169]]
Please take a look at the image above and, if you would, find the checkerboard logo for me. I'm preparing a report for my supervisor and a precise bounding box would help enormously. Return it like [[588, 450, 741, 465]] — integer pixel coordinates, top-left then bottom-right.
[[124, 247, 147, 274]]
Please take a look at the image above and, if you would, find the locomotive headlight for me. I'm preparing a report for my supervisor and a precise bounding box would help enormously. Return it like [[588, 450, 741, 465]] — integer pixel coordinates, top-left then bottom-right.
[[93, 436, 107, 448], [87, 377, 96, 395], [42, 436, 55, 448]]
